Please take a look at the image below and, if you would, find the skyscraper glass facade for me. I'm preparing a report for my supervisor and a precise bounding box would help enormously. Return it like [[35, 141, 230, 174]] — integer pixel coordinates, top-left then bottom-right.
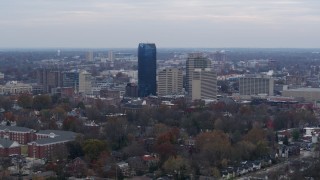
[[138, 43, 157, 97]]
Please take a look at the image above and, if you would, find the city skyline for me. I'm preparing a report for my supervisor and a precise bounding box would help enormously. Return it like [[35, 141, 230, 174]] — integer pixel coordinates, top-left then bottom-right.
[[1, 0, 320, 48]]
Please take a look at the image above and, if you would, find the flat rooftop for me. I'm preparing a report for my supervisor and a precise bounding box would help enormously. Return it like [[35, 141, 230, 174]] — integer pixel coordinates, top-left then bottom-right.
[[284, 88, 320, 92]]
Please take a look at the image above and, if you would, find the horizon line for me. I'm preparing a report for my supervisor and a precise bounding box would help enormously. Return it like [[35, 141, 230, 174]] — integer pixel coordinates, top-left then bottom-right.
[[1, 47, 320, 50]]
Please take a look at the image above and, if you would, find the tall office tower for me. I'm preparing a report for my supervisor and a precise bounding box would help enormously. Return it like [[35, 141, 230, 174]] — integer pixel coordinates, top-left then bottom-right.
[[138, 43, 157, 97], [108, 50, 114, 61], [239, 75, 274, 96], [186, 53, 211, 94], [79, 70, 92, 95], [86, 51, 94, 61], [157, 68, 183, 96], [191, 68, 217, 101]]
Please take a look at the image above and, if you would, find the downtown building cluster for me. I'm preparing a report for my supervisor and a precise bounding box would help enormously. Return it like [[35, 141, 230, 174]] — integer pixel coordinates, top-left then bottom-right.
[[30, 44, 220, 102], [138, 43, 218, 101]]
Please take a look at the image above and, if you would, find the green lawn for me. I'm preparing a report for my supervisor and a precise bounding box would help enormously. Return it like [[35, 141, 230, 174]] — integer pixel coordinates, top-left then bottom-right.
[[21, 145, 28, 156]]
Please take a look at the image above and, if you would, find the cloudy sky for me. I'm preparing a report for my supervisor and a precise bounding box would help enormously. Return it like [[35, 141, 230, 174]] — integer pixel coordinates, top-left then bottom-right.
[[1, 0, 320, 48]]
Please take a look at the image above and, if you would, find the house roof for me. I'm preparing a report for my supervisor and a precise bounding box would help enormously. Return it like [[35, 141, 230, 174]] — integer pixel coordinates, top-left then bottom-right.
[[116, 162, 129, 169], [36, 130, 76, 137], [30, 130, 77, 145], [0, 138, 20, 148], [142, 155, 159, 161], [0, 125, 32, 132]]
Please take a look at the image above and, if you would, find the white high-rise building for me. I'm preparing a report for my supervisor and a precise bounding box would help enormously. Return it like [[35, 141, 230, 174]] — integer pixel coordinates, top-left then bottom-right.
[[191, 68, 217, 101], [79, 70, 92, 95], [186, 53, 211, 95], [157, 68, 183, 96]]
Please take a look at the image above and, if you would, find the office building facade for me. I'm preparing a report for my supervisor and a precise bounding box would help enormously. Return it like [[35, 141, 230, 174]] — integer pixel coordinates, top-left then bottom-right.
[[138, 43, 157, 97], [79, 70, 92, 95], [239, 75, 274, 96], [62, 70, 79, 89], [191, 68, 217, 100], [186, 53, 211, 95], [157, 68, 183, 96], [36, 68, 63, 93]]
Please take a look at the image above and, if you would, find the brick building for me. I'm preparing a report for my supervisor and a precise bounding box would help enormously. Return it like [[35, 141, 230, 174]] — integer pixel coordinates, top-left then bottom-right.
[[0, 138, 21, 156], [0, 126, 35, 144], [28, 130, 77, 159], [0, 125, 77, 159]]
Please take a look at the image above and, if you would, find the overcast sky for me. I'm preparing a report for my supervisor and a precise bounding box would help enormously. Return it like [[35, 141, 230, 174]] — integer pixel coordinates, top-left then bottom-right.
[[1, 0, 320, 48]]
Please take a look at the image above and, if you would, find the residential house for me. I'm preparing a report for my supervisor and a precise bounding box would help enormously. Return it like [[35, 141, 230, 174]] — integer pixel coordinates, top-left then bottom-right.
[[278, 145, 289, 158], [127, 156, 147, 175], [142, 154, 159, 168], [116, 162, 130, 177], [252, 161, 261, 170], [66, 157, 88, 178]]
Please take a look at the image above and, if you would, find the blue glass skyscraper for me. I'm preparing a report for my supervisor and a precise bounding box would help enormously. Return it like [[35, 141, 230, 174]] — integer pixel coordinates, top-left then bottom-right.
[[138, 43, 157, 97]]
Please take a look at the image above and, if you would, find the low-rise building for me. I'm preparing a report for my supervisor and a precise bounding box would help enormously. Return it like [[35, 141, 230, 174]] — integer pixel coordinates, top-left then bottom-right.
[[239, 75, 274, 96], [0, 138, 21, 156], [0, 81, 32, 95], [65, 157, 88, 178], [125, 83, 138, 97], [282, 88, 320, 102], [0, 126, 34, 145], [100, 89, 121, 103], [0, 126, 77, 159], [116, 162, 130, 177], [121, 99, 146, 113], [28, 130, 77, 159], [142, 154, 159, 168]]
